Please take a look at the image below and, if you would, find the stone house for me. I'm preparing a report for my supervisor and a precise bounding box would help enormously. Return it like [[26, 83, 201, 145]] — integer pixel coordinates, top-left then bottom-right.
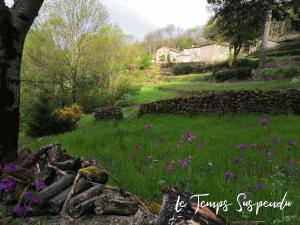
[[155, 44, 231, 64], [155, 41, 280, 64], [155, 47, 181, 64]]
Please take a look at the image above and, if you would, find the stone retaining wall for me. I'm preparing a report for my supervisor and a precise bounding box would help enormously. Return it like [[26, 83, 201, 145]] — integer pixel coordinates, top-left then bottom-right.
[[138, 90, 300, 116]]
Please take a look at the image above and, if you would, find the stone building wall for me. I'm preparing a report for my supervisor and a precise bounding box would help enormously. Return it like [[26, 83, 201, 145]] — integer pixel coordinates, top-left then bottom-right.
[[182, 45, 231, 63]]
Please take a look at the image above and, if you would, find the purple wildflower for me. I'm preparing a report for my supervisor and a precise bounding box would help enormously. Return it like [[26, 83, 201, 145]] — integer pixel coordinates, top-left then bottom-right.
[[272, 136, 280, 143], [237, 144, 247, 152], [134, 144, 142, 150], [166, 163, 173, 173], [178, 137, 185, 144], [144, 124, 153, 129], [255, 183, 263, 190], [177, 160, 189, 168], [4, 162, 17, 173], [33, 180, 45, 190], [260, 118, 268, 126], [22, 192, 38, 204], [250, 144, 257, 148], [127, 152, 136, 159], [11, 204, 30, 218], [186, 131, 197, 142], [224, 172, 234, 181], [287, 140, 296, 146], [134, 144, 141, 150], [268, 151, 276, 159], [197, 143, 204, 149], [233, 157, 242, 164], [0, 177, 16, 192], [160, 136, 167, 143], [291, 159, 298, 166]]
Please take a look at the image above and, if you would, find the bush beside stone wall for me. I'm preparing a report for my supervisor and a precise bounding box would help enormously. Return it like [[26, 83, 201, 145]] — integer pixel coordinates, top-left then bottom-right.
[[138, 90, 300, 116]]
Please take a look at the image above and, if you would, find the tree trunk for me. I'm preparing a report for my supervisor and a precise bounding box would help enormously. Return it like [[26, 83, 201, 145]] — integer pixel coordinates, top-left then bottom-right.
[[259, 9, 272, 69], [0, 0, 45, 163], [232, 45, 241, 67], [0, 5, 22, 163], [71, 71, 77, 103]]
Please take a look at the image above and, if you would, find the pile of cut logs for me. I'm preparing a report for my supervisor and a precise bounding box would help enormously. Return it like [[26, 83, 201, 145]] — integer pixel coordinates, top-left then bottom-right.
[[94, 106, 124, 120], [0, 143, 157, 222]]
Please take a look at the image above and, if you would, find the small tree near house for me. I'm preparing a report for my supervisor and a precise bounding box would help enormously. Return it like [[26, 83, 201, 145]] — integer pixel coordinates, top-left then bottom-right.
[[139, 54, 152, 70]]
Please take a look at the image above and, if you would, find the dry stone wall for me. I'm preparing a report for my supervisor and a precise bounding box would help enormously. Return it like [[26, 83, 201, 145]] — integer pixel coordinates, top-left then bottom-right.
[[138, 90, 300, 116]]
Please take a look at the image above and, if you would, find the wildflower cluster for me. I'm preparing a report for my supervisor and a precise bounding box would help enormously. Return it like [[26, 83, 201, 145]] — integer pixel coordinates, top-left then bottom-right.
[[0, 161, 46, 218]]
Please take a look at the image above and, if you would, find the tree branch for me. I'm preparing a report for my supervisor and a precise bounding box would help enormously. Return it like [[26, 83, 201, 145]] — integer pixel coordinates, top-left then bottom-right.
[[11, 0, 44, 39]]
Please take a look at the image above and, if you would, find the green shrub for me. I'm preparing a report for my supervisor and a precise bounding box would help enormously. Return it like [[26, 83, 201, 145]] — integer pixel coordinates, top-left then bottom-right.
[[266, 49, 300, 57], [26, 93, 58, 137], [26, 92, 84, 137], [235, 58, 259, 68], [253, 67, 300, 81], [172, 62, 229, 75], [213, 67, 252, 82], [139, 54, 152, 70], [76, 88, 104, 113], [115, 93, 134, 107]]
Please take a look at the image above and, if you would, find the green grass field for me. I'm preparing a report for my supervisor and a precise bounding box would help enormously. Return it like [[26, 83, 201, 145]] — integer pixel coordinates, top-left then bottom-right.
[[130, 79, 299, 105], [19, 113, 300, 223], [157, 79, 300, 92]]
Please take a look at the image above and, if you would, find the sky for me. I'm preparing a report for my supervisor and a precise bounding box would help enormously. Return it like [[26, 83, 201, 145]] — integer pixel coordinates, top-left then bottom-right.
[[5, 0, 211, 40]]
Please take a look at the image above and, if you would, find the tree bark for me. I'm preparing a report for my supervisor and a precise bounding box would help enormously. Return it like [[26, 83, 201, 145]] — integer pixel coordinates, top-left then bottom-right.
[[0, 0, 44, 163], [259, 9, 272, 69]]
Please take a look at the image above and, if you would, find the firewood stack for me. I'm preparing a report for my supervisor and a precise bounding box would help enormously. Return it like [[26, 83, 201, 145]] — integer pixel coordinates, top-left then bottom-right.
[[94, 106, 124, 120], [0, 143, 156, 222]]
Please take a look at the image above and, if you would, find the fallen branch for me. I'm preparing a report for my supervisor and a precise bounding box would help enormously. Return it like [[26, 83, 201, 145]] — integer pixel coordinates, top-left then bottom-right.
[[60, 172, 81, 216], [47, 163, 68, 176]]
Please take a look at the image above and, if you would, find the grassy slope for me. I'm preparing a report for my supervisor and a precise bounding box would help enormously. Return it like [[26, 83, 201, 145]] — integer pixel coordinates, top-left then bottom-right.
[[129, 79, 299, 105], [157, 79, 300, 93], [131, 86, 181, 105], [20, 113, 300, 223]]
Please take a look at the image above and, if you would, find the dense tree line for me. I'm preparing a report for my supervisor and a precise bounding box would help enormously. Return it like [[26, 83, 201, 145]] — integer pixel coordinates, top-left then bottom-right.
[[206, 0, 300, 66], [142, 24, 209, 54]]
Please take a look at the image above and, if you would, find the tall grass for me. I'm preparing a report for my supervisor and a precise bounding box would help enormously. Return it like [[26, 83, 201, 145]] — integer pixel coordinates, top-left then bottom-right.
[[19, 113, 300, 224]]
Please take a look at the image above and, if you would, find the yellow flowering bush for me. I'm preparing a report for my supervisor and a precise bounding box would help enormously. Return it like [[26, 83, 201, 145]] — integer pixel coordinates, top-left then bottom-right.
[[54, 103, 84, 131]]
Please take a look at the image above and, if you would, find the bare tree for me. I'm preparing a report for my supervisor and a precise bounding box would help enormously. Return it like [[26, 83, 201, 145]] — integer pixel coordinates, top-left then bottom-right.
[[44, 0, 108, 103], [0, 0, 44, 163]]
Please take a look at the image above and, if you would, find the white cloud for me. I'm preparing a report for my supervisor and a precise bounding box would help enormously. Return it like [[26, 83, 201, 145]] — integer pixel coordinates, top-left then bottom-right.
[[125, 0, 211, 28]]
